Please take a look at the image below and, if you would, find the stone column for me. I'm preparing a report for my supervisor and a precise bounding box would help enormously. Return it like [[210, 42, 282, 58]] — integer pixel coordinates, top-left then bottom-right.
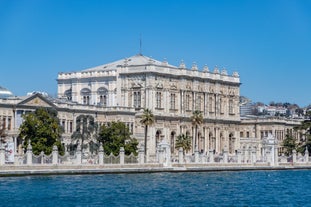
[[209, 149, 214, 163], [40, 151, 44, 164], [215, 128, 220, 153], [0, 145, 5, 165], [237, 150, 242, 164], [251, 148, 257, 164], [158, 147, 164, 164], [274, 147, 279, 166], [120, 147, 125, 165], [292, 150, 297, 164], [27, 143, 33, 165], [194, 148, 199, 163], [223, 149, 228, 163], [52, 145, 58, 165], [76, 145, 82, 165], [98, 144, 104, 165], [178, 147, 184, 164], [139, 147, 144, 164]]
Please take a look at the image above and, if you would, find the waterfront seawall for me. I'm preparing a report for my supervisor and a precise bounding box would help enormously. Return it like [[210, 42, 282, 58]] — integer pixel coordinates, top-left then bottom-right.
[[1, 163, 311, 177]]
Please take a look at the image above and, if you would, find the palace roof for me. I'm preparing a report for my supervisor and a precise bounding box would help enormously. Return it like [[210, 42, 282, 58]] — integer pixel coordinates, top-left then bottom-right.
[[82, 54, 177, 72]]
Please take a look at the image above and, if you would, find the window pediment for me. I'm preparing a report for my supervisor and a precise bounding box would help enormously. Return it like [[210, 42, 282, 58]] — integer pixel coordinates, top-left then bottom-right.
[[170, 83, 177, 90], [81, 88, 91, 95], [132, 82, 142, 89], [156, 83, 163, 89]]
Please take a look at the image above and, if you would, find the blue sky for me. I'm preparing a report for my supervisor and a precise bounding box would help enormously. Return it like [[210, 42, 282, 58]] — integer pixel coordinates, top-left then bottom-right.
[[0, 0, 310, 106]]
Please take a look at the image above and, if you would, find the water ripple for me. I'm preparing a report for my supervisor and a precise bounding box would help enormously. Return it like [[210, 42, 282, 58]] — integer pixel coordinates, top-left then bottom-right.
[[1, 170, 311, 206]]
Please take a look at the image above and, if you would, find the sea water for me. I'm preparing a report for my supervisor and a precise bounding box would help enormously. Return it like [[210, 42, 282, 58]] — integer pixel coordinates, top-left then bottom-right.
[[0, 170, 311, 207]]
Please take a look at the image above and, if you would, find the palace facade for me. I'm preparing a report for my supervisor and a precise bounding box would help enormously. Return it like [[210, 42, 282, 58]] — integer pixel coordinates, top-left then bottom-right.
[[0, 54, 302, 159]]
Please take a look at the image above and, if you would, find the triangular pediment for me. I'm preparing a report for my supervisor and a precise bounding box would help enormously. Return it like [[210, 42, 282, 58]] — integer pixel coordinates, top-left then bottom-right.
[[156, 83, 163, 89], [18, 93, 56, 108], [131, 82, 143, 89]]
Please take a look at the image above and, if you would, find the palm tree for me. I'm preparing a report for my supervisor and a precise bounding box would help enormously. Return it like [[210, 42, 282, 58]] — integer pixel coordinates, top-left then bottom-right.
[[191, 110, 203, 150], [71, 114, 97, 152], [140, 108, 155, 158], [175, 134, 191, 154]]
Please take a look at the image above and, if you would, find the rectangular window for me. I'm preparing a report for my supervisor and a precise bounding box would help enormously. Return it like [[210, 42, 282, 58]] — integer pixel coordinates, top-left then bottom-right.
[[83, 96, 90, 105], [100, 95, 107, 107], [7, 117, 11, 130], [170, 93, 176, 110], [186, 94, 190, 110], [134, 91, 141, 108], [61, 120, 65, 132], [229, 99, 234, 114], [219, 97, 224, 114], [196, 95, 201, 111], [209, 97, 213, 112], [69, 121, 73, 133], [2, 117, 6, 129], [156, 92, 162, 108]]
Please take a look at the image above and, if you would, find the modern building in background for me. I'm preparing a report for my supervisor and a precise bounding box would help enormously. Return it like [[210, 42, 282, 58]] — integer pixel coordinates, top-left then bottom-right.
[[0, 54, 303, 160], [240, 96, 253, 117]]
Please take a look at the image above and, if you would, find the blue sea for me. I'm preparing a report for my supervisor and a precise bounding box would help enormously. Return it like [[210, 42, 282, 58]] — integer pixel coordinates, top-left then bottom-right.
[[0, 170, 311, 206]]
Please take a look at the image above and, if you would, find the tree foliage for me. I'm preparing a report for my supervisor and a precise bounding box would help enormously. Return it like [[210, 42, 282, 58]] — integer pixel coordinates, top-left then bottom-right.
[[294, 111, 311, 155], [0, 120, 6, 144], [19, 107, 64, 155], [191, 110, 203, 149], [175, 133, 192, 154], [71, 114, 97, 151], [97, 121, 138, 156], [282, 134, 297, 156], [140, 108, 155, 156]]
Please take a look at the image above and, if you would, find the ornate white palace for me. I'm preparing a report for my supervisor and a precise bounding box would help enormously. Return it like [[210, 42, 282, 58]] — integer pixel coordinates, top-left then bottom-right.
[[57, 54, 241, 157], [0, 54, 303, 161]]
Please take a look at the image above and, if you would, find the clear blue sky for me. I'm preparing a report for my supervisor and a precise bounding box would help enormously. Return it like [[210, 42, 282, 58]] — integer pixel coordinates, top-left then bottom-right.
[[1, 0, 310, 107]]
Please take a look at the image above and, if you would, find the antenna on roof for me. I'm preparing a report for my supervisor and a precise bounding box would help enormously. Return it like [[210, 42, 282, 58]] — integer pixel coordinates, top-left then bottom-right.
[[139, 33, 142, 55]]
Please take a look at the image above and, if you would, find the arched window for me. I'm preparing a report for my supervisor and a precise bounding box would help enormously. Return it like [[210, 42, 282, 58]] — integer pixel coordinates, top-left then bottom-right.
[[64, 89, 72, 101], [97, 87, 108, 106], [81, 88, 91, 105]]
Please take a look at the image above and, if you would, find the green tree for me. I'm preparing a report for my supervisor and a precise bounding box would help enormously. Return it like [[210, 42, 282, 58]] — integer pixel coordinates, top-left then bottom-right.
[[294, 111, 311, 155], [97, 121, 138, 156], [191, 110, 203, 150], [140, 108, 154, 157], [19, 107, 64, 155], [71, 114, 97, 152], [175, 134, 192, 154], [282, 134, 297, 156], [0, 119, 6, 144]]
